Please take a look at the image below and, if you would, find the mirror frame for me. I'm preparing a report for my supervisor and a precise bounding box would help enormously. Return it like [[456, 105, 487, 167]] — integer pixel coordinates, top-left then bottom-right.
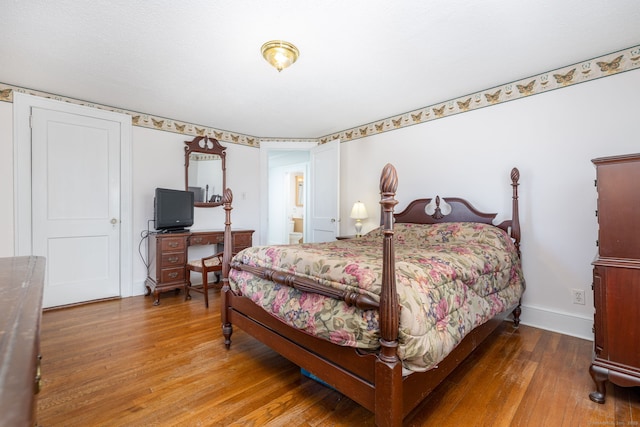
[[184, 136, 227, 208]]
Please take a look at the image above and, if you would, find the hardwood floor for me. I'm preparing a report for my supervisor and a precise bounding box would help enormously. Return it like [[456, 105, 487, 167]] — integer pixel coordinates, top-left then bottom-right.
[[37, 291, 640, 426]]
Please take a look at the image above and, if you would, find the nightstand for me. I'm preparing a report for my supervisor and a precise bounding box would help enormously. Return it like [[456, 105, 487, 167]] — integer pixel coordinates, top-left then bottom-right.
[[336, 235, 357, 240]]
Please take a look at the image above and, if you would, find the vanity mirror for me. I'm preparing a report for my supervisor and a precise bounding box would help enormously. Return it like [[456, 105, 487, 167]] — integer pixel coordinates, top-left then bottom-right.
[[184, 136, 226, 207]]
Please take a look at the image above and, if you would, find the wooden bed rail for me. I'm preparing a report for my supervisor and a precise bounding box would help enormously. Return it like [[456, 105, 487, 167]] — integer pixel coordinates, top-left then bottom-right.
[[229, 262, 380, 310]]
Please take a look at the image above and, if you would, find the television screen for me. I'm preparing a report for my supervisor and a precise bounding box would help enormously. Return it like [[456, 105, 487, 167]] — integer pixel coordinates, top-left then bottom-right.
[[154, 188, 194, 232]]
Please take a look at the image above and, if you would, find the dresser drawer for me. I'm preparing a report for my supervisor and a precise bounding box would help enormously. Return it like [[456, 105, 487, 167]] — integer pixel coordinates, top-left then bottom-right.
[[160, 267, 185, 283], [160, 252, 186, 268], [233, 232, 252, 250], [190, 234, 224, 246], [160, 237, 186, 251]]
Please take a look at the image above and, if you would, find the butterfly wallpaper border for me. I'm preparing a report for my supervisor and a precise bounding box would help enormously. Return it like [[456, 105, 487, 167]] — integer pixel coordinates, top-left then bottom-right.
[[319, 45, 640, 144], [1, 44, 639, 147]]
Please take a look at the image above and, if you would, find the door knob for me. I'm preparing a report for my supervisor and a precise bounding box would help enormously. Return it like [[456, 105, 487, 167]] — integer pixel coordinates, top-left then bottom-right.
[[110, 218, 118, 224]]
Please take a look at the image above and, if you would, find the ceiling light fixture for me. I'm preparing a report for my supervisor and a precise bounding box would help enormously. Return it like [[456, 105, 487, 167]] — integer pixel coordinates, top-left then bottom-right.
[[261, 40, 299, 72]]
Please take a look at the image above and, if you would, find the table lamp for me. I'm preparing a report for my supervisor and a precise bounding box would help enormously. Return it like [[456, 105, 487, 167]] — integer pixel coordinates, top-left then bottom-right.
[[350, 201, 368, 237]]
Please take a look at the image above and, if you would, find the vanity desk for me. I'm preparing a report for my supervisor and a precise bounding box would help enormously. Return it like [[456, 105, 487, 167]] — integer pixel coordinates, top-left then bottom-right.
[[145, 135, 252, 305], [145, 229, 254, 305]]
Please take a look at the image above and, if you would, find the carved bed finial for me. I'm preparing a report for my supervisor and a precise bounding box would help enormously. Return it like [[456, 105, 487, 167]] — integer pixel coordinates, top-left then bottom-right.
[[380, 163, 399, 220], [511, 167, 520, 185], [380, 163, 398, 195], [223, 188, 233, 204]]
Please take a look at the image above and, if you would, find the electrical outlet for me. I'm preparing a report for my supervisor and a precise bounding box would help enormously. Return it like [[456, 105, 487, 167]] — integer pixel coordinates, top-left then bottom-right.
[[572, 289, 586, 305]]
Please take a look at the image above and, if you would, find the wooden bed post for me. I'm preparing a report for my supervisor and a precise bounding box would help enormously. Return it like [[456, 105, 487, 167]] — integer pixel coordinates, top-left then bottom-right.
[[376, 163, 403, 427], [221, 188, 234, 348], [510, 167, 521, 257], [509, 168, 523, 326], [378, 163, 399, 361]]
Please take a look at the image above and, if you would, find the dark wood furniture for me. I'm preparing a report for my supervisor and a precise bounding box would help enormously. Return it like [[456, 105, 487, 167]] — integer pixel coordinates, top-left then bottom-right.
[[0, 256, 46, 427], [145, 229, 253, 305], [335, 235, 356, 240], [220, 164, 522, 427], [185, 136, 227, 207], [589, 153, 640, 403], [185, 250, 224, 308]]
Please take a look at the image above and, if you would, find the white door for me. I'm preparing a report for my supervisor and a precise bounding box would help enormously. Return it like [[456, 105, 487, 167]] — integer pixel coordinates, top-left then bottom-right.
[[308, 140, 340, 242], [31, 107, 122, 308]]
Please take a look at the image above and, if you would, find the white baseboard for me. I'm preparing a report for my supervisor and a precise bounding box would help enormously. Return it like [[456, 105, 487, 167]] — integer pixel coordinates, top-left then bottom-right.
[[132, 279, 148, 297], [518, 304, 593, 341]]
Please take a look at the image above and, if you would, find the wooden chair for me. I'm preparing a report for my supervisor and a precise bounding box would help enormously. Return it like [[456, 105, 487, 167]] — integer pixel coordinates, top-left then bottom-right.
[[185, 251, 223, 308]]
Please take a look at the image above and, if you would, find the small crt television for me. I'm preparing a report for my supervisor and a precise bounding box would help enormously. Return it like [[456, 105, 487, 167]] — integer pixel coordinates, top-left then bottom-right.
[[154, 188, 194, 232]]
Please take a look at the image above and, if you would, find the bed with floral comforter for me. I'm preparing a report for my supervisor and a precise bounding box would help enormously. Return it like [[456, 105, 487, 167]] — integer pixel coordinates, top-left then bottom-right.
[[229, 221, 525, 374]]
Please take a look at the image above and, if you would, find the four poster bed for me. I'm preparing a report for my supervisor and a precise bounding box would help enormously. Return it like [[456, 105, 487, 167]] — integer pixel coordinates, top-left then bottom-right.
[[219, 164, 525, 426]]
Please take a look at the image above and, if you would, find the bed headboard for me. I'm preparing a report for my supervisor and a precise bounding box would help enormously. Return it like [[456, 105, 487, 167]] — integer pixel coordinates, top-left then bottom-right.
[[383, 167, 521, 254], [393, 196, 497, 225]]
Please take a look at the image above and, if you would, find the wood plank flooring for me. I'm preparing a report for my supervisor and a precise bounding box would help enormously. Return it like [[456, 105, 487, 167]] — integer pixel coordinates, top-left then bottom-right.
[[37, 291, 640, 426]]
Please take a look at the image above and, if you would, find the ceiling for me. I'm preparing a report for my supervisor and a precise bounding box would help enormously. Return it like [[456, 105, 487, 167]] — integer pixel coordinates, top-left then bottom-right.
[[2, 0, 640, 139]]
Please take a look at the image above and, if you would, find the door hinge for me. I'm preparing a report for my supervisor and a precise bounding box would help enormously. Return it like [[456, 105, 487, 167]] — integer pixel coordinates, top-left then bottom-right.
[[29, 114, 33, 129], [595, 210, 598, 217], [594, 179, 597, 187]]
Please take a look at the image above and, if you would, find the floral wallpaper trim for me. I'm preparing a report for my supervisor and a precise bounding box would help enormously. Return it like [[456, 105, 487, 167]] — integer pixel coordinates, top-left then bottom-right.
[[318, 44, 640, 144], [1, 44, 638, 147]]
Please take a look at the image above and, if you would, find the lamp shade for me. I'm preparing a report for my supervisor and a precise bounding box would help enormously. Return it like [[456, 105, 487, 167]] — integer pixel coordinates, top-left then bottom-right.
[[350, 202, 368, 220]]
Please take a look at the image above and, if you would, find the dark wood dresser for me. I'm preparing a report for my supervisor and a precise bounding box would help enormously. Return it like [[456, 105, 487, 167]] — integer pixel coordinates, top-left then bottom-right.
[[0, 256, 46, 426], [145, 229, 254, 305], [589, 153, 640, 403]]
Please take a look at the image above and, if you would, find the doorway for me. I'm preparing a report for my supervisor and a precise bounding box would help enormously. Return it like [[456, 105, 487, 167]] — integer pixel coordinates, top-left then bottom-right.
[[267, 154, 308, 245], [13, 93, 133, 308], [259, 140, 341, 246], [259, 141, 315, 246]]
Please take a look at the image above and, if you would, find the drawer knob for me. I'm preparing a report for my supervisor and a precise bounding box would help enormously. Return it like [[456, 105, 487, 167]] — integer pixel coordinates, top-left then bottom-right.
[[169, 242, 178, 248], [168, 256, 179, 263], [168, 272, 178, 279]]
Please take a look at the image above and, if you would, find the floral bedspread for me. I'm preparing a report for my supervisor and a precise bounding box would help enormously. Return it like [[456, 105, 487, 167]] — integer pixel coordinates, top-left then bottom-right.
[[229, 222, 525, 373]]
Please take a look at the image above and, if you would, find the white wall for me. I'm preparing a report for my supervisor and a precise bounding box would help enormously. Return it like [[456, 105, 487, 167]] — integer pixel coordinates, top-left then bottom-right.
[[339, 69, 640, 340], [0, 102, 14, 256]]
